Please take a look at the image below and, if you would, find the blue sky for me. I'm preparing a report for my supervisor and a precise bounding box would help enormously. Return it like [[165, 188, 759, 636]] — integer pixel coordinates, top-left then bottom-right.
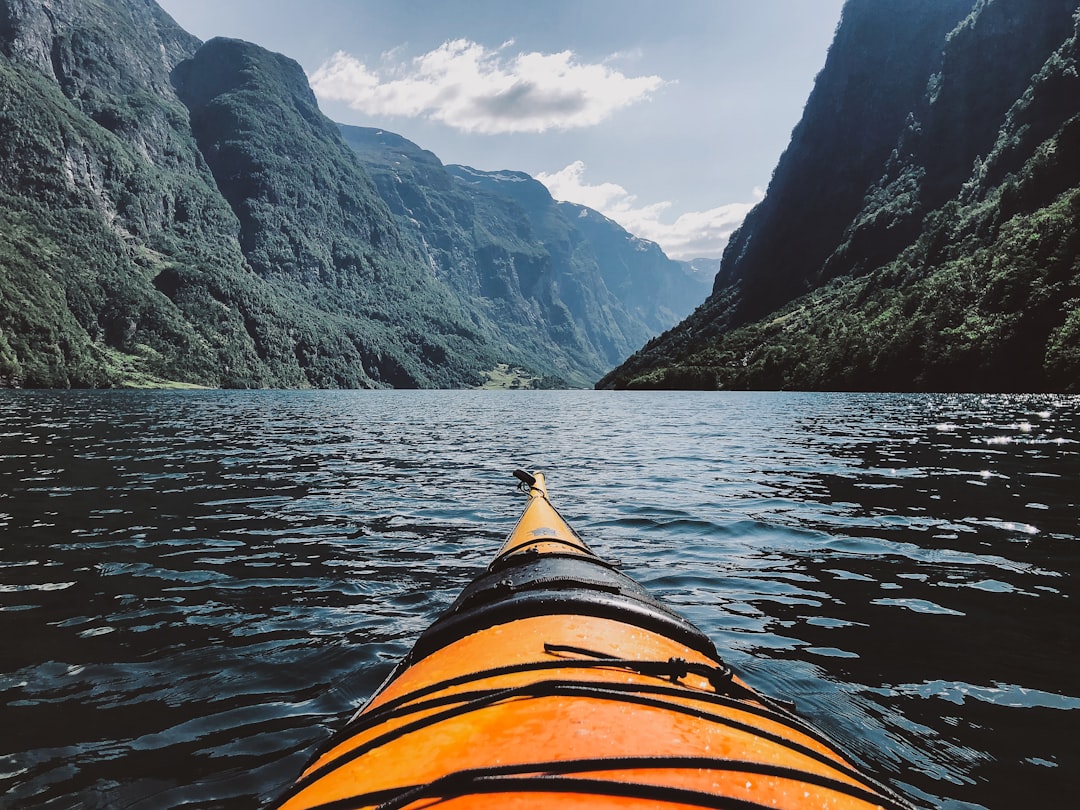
[[156, 0, 845, 259]]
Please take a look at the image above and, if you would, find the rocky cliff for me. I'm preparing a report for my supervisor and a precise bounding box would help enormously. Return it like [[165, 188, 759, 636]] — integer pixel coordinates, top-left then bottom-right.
[[0, 0, 705, 388], [601, 0, 1080, 392], [338, 126, 709, 385]]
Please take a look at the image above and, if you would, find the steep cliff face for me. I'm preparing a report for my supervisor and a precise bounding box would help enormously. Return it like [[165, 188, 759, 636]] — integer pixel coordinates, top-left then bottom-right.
[[338, 125, 597, 385], [166, 37, 515, 388], [0, 0, 208, 219], [601, 0, 1080, 392], [824, 0, 1080, 280], [446, 165, 653, 367], [174, 40, 404, 284], [0, 0, 197, 95], [340, 125, 711, 385], [2, 0, 709, 389], [712, 0, 975, 326], [555, 202, 712, 335], [0, 0, 265, 387], [0, 0, 498, 388]]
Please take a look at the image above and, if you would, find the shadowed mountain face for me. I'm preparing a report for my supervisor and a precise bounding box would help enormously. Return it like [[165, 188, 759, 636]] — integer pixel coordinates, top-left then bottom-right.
[[0, 0, 707, 389], [601, 0, 1080, 392], [554, 201, 712, 336], [338, 126, 711, 385]]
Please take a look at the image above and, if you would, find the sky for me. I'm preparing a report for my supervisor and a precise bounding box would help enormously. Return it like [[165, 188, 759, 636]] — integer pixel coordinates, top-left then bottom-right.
[[155, 0, 846, 260]]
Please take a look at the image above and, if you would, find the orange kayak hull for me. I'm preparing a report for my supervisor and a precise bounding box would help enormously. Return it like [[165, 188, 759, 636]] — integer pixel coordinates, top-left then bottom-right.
[[274, 472, 911, 810]]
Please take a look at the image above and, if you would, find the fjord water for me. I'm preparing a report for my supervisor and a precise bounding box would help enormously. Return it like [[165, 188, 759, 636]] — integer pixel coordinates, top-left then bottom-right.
[[0, 390, 1076, 809]]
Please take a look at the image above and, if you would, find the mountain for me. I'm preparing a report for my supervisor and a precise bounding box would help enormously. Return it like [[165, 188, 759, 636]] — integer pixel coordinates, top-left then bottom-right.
[[0, 0, 230, 387], [337, 125, 710, 385], [168, 37, 505, 388], [0, 0, 487, 388], [444, 165, 688, 366], [338, 125, 600, 385], [556, 202, 712, 335], [0, 0, 705, 389], [600, 0, 1080, 392]]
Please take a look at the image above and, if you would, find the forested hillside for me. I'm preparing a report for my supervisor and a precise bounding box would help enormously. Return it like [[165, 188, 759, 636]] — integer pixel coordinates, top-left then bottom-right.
[[339, 127, 709, 385], [0, 0, 701, 388], [600, 0, 1080, 392]]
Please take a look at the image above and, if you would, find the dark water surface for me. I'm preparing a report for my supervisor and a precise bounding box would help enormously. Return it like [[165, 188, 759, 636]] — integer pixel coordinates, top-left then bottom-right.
[[0, 390, 1076, 809]]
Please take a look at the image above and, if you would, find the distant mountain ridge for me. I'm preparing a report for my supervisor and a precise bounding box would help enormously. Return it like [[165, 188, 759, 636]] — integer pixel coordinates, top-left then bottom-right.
[[338, 126, 709, 385], [0, 0, 706, 388], [601, 0, 1080, 392], [555, 201, 712, 336]]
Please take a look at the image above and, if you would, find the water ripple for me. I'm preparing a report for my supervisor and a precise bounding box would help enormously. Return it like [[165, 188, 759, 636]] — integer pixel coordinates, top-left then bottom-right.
[[0, 390, 1076, 809]]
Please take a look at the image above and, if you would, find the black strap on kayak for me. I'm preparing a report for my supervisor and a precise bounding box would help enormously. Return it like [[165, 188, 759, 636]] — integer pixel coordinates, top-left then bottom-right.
[[371, 759, 916, 810], [277, 677, 885, 809], [543, 643, 797, 713], [351, 677, 818, 756], [323, 651, 818, 760], [543, 642, 738, 694], [350, 649, 755, 730], [290, 755, 914, 810]]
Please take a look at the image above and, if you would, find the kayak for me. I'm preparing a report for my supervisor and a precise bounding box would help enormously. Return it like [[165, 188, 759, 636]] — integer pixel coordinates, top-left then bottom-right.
[[273, 471, 913, 810]]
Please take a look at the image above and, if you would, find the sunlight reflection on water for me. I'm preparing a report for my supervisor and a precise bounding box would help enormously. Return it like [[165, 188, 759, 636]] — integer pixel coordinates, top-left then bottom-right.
[[0, 390, 1076, 809]]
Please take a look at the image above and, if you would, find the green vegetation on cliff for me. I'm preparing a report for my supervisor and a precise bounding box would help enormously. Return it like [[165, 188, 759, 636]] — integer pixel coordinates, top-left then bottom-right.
[[600, 0, 1080, 392], [615, 184, 1080, 392], [340, 126, 710, 386], [2, 0, 708, 389]]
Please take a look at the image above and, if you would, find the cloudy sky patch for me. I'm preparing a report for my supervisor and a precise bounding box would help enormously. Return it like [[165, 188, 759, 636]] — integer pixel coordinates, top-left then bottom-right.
[[156, 0, 844, 260], [537, 161, 763, 260], [310, 40, 664, 134]]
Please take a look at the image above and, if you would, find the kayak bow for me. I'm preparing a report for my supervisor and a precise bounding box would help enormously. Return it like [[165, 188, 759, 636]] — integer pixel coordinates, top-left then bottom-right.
[[275, 471, 912, 810]]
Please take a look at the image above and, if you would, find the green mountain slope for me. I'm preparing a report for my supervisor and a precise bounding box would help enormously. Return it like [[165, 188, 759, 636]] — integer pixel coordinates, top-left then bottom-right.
[[337, 125, 597, 386], [339, 125, 710, 386], [559, 202, 712, 334], [0, 0, 499, 389], [600, 0, 1080, 392], [1, 0, 710, 389], [171, 38, 507, 388], [446, 164, 654, 368], [0, 0, 270, 387]]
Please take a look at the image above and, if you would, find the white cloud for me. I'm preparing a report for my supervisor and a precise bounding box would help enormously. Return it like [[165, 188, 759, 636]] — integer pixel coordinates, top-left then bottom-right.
[[536, 161, 763, 260], [309, 40, 664, 134]]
